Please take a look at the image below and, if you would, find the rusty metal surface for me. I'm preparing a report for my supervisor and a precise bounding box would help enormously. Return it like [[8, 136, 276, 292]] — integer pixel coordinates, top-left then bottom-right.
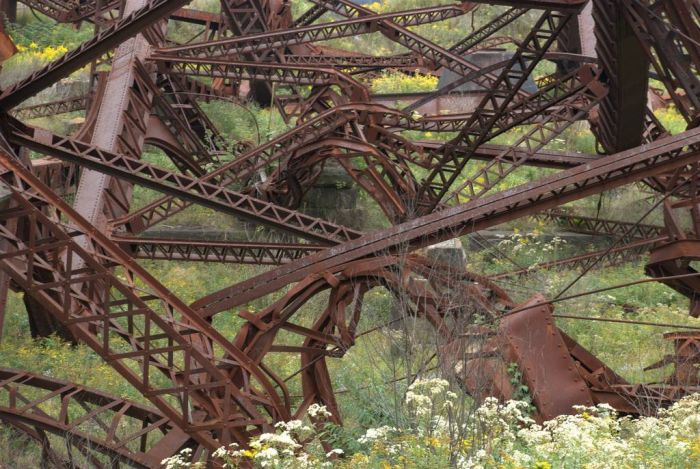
[[0, 367, 195, 467], [12, 95, 89, 120], [499, 294, 594, 420], [0, 0, 699, 462]]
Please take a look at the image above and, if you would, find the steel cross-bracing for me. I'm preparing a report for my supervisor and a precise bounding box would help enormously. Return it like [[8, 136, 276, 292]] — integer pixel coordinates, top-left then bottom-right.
[[0, 0, 700, 465]]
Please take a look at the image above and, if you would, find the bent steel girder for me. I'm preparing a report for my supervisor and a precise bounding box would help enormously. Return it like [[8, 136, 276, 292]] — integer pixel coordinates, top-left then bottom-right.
[[419, 141, 601, 169], [233, 67, 606, 223], [216, 254, 511, 428], [107, 103, 402, 235], [0, 368, 197, 467], [0, 144, 287, 449], [192, 127, 700, 317], [307, 0, 525, 92], [1, 0, 700, 461], [256, 135, 421, 222], [446, 67, 607, 205]]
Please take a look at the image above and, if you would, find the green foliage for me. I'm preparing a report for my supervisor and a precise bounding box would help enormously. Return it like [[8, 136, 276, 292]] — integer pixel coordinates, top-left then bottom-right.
[[370, 71, 438, 94], [0, 292, 142, 402], [507, 362, 534, 411], [656, 105, 687, 135], [6, 18, 92, 50]]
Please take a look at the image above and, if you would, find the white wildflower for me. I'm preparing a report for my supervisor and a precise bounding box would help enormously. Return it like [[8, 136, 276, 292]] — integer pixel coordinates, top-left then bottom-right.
[[325, 448, 344, 458], [307, 403, 332, 418]]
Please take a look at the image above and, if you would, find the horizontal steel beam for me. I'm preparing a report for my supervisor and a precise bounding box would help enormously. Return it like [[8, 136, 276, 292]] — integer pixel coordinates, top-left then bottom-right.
[[114, 236, 323, 265], [6, 119, 361, 245]]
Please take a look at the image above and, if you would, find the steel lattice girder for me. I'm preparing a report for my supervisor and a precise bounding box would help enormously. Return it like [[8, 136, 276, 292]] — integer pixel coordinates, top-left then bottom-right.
[[192, 127, 700, 316], [0, 367, 194, 467], [0, 0, 699, 460], [6, 118, 363, 245]]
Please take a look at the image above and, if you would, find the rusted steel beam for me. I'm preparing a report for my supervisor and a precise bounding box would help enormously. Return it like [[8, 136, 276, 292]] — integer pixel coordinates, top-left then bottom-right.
[[466, 0, 587, 10], [499, 295, 595, 420], [393, 65, 598, 136], [114, 236, 323, 265], [12, 95, 89, 120], [158, 3, 475, 59], [308, 0, 524, 91], [220, 0, 271, 36], [28, 156, 77, 196], [209, 252, 513, 430], [157, 73, 229, 160], [0, 0, 697, 439], [0, 368, 195, 467], [6, 120, 363, 244], [489, 236, 665, 280], [218, 0, 301, 116], [449, 7, 527, 56], [18, 0, 121, 23], [152, 56, 368, 98], [141, 66, 221, 175], [170, 7, 221, 29], [417, 10, 577, 212], [106, 104, 380, 234], [446, 70, 607, 205], [0, 145, 282, 450], [282, 54, 422, 69], [646, 239, 700, 317], [0, 0, 190, 109], [624, 0, 700, 125], [193, 126, 700, 317], [592, 0, 650, 153], [71, 2, 157, 251], [419, 141, 601, 169], [537, 209, 666, 240]]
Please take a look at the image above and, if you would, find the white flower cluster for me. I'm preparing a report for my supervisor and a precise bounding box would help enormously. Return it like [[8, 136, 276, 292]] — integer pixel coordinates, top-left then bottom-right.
[[358, 425, 397, 444], [161, 448, 204, 469], [496, 231, 567, 261], [307, 403, 332, 419], [405, 378, 458, 419], [163, 405, 344, 468], [161, 392, 700, 468], [466, 395, 700, 468]]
